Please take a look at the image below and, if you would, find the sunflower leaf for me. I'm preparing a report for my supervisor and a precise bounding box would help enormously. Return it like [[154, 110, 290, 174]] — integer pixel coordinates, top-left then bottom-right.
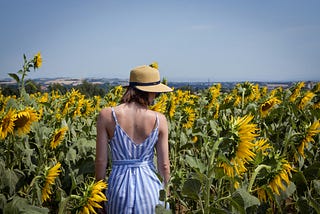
[[185, 155, 206, 174], [231, 188, 260, 210], [4, 195, 49, 213], [8, 73, 20, 83], [312, 180, 320, 195], [182, 178, 201, 200]]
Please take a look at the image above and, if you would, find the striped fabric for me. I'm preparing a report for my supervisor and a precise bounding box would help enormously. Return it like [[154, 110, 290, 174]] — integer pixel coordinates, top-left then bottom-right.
[[106, 107, 164, 213]]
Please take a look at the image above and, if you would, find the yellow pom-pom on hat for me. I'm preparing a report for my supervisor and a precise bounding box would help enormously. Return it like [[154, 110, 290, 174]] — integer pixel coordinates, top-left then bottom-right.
[[149, 62, 159, 70]]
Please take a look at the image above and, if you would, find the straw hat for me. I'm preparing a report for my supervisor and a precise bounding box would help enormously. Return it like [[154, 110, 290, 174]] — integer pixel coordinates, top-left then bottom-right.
[[129, 63, 173, 93]]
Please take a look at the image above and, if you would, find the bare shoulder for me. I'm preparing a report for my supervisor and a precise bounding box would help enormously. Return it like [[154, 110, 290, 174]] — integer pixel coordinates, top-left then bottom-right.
[[156, 111, 167, 121], [97, 107, 113, 124], [153, 111, 168, 129], [99, 107, 112, 117]]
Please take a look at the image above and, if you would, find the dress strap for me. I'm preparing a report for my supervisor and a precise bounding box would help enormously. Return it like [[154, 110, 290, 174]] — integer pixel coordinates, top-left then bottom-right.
[[155, 113, 159, 129], [111, 107, 118, 124]]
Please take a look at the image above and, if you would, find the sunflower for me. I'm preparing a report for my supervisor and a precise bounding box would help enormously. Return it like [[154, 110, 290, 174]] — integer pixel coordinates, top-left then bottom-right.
[[233, 96, 241, 107], [107, 101, 117, 107], [254, 138, 272, 156], [260, 97, 281, 118], [113, 85, 123, 98], [298, 91, 315, 109], [81, 99, 95, 116], [0, 109, 17, 139], [256, 188, 268, 202], [62, 89, 81, 116], [234, 82, 256, 104], [93, 96, 102, 111], [51, 90, 61, 100], [74, 97, 85, 117], [254, 158, 294, 202], [182, 106, 196, 129], [220, 115, 259, 178], [220, 162, 236, 178], [207, 84, 221, 109], [80, 180, 107, 214], [234, 115, 259, 161], [313, 101, 320, 109], [150, 94, 168, 113], [175, 90, 195, 105], [268, 159, 294, 195], [312, 82, 320, 93], [42, 162, 61, 202], [50, 126, 68, 149], [213, 102, 219, 119], [38, 107, 44, 119], [38, 92, 49, 103], [223, 94, 233, 105], [33, 52, 42, 69], [289, 82, 305, 102], [14, 107, 38, 136], [260, 86, 268, 97], [298, 120, 320, 158], [168, 94, 177, 119], [192, 136, 198, 143]]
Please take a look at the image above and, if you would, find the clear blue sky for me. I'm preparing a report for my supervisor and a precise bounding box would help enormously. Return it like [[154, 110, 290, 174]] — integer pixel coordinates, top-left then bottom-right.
[[1, 0, 320, 82]]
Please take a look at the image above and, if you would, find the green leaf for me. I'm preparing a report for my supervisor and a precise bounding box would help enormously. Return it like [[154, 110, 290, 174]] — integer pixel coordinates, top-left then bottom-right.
[[275, 181, 296, 202], [185, 155, 206, 174], [2, 168, 20, 195], [209, 120, 218, 135], [304, 162, 320, 180], [25, 80, 37, 90], [179, 132, 188, 146], [231, 188, 260, 210], [182, 178, 201, 200], [308, 194, 320, 213], [8, 73, 20, 83], [0, 193, 6, 210], [159, 189, 166, 202], [179, 142, 194, 151], [283, 181, 296, 197], [297, 196, 315, 213], [292, 171, 308, 194], [78, 157, 95, 175], [227, 196, 245, 214], [66, 147, 77, 165], [213, 166, 225, 179], [210, 207, 229, 214], [4, 196, 49, 213], [76, 138, 95, 156], [312, 180, 320, 195]]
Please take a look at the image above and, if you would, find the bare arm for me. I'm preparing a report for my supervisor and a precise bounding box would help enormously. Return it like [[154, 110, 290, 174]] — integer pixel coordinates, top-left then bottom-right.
[[95, 108, 110, 181], [156, 113, 171, 186]]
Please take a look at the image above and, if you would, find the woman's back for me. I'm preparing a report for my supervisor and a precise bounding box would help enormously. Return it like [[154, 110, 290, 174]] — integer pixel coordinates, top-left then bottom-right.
[[110, 103, 158, 145]]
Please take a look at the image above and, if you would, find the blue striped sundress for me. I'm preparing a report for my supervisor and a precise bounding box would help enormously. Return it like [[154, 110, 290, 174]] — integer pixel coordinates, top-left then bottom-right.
[[106, 107, 165, 214]]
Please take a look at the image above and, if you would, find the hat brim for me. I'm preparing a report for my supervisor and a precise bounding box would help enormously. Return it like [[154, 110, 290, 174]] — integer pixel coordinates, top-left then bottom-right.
[[135, 83, 173, 93]]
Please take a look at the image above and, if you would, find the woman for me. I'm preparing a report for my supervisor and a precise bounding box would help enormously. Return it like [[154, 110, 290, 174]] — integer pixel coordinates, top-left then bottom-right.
[[95, 63, 172, 213]]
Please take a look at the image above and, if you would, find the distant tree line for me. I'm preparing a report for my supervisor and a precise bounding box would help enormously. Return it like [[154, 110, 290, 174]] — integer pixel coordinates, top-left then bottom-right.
[[0, 80, 110, 98], [1, 78, 245, 98]]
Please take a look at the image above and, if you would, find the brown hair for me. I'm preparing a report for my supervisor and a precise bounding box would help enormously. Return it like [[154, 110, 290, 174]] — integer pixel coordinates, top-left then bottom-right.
[[120, 87, 150, 107]]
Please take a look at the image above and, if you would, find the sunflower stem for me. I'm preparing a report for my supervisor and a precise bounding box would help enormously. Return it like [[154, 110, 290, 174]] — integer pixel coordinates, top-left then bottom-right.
[[26, 175, 42, 195], [241, 88, 245, 112], [248, 164, 271, 192]]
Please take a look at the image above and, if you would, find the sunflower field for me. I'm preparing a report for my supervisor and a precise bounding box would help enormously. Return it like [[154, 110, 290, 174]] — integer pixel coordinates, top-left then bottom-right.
[[0, 54, 320, 213]]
